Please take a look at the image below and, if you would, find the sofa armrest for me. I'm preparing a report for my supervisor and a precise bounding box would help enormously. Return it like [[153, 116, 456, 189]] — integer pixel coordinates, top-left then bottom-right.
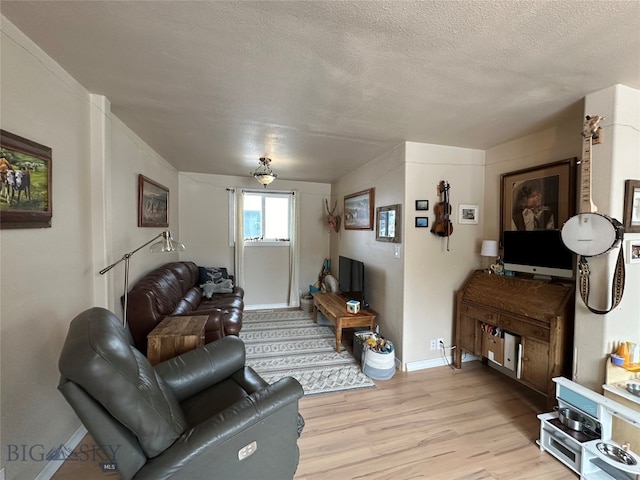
[[134, 377, 304, 480], [155, 336, 246, 402]]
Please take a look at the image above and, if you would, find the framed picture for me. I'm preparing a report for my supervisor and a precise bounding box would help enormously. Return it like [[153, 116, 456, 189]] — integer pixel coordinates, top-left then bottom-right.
[[415, 217, 428, 228], [623, 179, 640, 233], [376, 204, 401, 243], [138, 174, 169, 227], [415, 199, 429, 211], [458, 204, 479, 224], [344, 188, 374, 230], [0, 130, 52, 229], [628, 240, 640, 264], [500, 158, 576, 244]]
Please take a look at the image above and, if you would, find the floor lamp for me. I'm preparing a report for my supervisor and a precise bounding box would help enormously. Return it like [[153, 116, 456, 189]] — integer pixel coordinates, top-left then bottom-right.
[[99, 230, 185, 326]]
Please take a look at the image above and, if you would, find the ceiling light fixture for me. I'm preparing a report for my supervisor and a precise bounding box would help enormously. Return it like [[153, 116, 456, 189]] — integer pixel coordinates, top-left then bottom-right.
[[251, 157, 277, 187]]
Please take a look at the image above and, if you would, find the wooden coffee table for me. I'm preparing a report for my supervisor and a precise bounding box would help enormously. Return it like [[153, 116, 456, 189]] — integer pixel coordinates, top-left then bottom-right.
[[147, 315, 208, 365], [312, 292, 377, 352]]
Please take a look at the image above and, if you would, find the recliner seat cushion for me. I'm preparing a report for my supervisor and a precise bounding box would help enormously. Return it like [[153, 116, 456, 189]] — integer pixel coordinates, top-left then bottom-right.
[[58, 307, 188, 458]]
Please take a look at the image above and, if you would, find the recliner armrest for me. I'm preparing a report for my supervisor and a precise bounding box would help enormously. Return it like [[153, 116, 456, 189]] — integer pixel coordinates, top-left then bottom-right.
[[155, 336, 246, 401], [134, 377, 304, 480]]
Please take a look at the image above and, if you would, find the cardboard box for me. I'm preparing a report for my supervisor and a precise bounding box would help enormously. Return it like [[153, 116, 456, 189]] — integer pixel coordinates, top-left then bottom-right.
[[482, 332, 504, 366]]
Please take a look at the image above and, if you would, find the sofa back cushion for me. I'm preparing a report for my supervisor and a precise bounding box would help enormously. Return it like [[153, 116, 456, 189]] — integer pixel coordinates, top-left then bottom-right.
[[165, 261, 200, 296], [59, 307, 188, 458]]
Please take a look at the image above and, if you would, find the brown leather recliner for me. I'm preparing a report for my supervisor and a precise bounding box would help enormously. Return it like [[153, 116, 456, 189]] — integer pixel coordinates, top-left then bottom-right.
[[126, 261, 244, 354]]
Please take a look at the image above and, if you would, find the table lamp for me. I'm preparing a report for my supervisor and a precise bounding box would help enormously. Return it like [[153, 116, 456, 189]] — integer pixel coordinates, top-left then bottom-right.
[[480, 240, 499, 271]]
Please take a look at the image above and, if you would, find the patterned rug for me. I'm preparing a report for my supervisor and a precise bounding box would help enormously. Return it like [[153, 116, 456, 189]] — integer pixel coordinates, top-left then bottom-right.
[[240, 309, 375, 395]]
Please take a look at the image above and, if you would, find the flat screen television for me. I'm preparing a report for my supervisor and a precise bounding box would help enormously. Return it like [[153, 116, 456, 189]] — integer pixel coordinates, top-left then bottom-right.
[[338, 255, 365, 304], [502, 229, 575, 279]]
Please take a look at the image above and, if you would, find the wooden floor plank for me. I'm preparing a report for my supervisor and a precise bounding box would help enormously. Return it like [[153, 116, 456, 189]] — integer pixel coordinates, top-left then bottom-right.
[[52, 361, 576, 479]]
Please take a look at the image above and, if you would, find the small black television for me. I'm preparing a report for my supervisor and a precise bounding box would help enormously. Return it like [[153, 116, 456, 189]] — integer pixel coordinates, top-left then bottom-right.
[[338, 255, 365, 304], [502, 229, 575, 279]]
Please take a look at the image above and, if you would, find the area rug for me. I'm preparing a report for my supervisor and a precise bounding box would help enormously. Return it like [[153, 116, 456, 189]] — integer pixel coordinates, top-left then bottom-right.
[[240, 309, 375, 395]]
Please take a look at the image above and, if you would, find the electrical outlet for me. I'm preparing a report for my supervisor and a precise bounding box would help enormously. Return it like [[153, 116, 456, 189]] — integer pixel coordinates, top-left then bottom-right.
[[437, 337, 444, 348], [430, 339, 437, 350]]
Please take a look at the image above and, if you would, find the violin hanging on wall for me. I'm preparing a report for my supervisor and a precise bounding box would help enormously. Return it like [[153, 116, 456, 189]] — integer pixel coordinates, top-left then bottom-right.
[[431, 180, 453, 249]]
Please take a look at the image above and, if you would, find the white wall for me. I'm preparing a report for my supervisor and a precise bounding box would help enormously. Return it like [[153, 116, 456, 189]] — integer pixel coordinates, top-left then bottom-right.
[[483, 102, 585, 239], [574, 85, 640, 391], [178, 172, 331, 307], [403, 142, 485, 367], [101, 116, 181, 318], [0, 18, 93, 480], [330, 142, 485, 368], [0, 16, 180, 480], [331, 143, 406, 359], [243, 245, 290, 307]]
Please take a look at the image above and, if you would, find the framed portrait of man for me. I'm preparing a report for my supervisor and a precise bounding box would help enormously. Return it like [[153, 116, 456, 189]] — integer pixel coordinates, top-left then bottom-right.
[[500, 158, 576, 245]]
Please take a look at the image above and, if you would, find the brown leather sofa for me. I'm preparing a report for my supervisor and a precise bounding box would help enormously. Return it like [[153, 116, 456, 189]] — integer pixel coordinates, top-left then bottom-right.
[[126, 261, 244, 354]]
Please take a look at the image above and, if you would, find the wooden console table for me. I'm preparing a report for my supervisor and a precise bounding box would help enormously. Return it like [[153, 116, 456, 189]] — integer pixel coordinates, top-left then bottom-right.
[[455, 270, 574, 406], [312, 292, 377, 352], [147, 315, 208, 365]]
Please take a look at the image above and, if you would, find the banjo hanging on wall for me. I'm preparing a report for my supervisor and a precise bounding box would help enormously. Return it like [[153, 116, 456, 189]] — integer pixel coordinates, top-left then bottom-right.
[[560, 115, 625, 314]]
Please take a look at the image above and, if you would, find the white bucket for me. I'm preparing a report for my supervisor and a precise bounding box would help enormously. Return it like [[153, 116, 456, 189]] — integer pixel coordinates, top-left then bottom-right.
[[363, 347, 396, 380]]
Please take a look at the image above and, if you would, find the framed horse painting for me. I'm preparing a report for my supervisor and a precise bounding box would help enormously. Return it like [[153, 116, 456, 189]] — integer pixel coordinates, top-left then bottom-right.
[[344, 188, 374, 230], [0, 130, 52, 229]]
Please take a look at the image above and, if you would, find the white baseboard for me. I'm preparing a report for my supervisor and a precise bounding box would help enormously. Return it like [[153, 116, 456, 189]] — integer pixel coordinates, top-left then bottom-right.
[[34, 426, 87, 480], [405, 354, 478, 372], [245, 303, 291, 311]]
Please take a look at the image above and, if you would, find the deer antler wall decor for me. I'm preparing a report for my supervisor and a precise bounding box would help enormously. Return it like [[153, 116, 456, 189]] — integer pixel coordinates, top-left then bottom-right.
[[325, 198, 341, 233]]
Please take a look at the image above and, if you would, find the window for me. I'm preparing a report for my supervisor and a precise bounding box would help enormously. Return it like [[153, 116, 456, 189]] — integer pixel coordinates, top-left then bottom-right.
[[243, 192, 291, 241]]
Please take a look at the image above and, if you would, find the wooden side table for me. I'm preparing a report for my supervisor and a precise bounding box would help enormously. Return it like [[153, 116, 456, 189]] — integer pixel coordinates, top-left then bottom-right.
[[147, 315, 208, 365], [312, 292, 377, 352]]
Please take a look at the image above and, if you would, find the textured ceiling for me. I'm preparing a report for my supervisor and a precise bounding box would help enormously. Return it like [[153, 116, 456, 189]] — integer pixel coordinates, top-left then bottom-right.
[[2, 1, 639, 183]]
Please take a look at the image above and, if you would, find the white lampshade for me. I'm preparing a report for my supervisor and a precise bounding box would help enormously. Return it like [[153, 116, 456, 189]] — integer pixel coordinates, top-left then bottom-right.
[[480, 240, 499, 257]]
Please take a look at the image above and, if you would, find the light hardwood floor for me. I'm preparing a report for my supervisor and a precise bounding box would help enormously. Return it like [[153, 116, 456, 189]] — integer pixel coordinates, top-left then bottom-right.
[[52, 360, 575, 480]]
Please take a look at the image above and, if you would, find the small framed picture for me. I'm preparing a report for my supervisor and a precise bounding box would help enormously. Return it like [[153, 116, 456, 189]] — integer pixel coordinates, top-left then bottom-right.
[[458, 204, 479, 224], [138, 174, 169, 227], [415, 199, 429, 211], [629, 240, 640, 264], [623, 180, 640, 233], [415, 217, 429, 228]]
